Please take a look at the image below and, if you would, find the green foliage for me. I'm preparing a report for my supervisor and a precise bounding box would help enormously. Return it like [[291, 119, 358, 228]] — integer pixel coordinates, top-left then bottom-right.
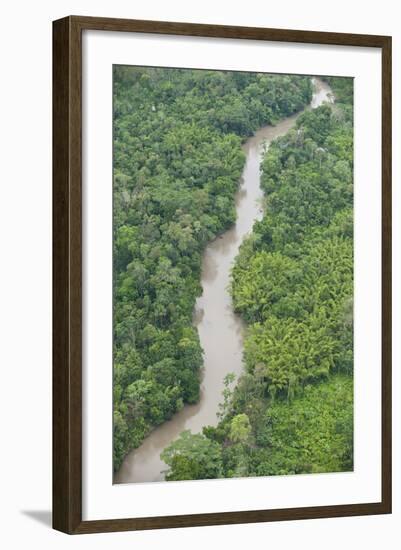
[[217, 372, 236, 419], [167, 79, 355, 482], [232, 97, 354, 403], [321, 76, 353, 124], [229, 414, 252, 444], [250, 375, 353, 476], [161, 430, 223, 481], [322, 76, 354, 106], [113, 66, 312, 470]]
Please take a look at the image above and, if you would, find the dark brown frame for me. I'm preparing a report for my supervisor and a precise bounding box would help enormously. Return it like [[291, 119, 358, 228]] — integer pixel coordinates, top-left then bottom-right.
[[53, 15, 392, 534]]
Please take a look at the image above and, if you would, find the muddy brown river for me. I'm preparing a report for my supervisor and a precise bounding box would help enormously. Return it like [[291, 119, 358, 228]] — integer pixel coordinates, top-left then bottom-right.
[[114, 77, 333, 484]]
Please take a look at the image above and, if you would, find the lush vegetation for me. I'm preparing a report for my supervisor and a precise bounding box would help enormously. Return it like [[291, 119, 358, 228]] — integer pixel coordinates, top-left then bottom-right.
[[322, 76, 354, 108], [162, 77, 354, 481], [113, 66, 313, 471]]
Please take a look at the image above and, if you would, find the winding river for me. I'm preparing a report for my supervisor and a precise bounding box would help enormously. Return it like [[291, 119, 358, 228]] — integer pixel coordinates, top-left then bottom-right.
[[114, 77, 333, 484]]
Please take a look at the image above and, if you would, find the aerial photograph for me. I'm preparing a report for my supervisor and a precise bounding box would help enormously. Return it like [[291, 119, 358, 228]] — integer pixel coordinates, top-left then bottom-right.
[[112, 65, 354, 484]]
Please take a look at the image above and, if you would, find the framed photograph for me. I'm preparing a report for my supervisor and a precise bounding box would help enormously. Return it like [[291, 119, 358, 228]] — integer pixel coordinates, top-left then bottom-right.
[[53, 16, 392, 534]]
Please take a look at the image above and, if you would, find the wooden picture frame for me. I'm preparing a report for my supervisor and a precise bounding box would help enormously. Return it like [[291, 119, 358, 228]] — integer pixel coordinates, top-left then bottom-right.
[[53, 15, 392, 534]]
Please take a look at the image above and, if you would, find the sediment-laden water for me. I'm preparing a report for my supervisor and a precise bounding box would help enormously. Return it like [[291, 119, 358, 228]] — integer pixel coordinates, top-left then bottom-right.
[[114, 77, 333, 484]]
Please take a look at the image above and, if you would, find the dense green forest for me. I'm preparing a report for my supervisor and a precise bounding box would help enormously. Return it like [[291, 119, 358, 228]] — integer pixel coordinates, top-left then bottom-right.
[[162, 76, 354, 480], [113, 66, 313, 471]]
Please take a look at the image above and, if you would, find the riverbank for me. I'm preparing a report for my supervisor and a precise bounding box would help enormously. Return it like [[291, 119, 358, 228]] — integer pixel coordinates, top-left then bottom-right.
[[115, 77, 332, 484]]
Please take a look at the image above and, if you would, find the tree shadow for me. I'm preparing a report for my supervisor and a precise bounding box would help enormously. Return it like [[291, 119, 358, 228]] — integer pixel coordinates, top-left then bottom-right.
[[21, 510, 52, 528]]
